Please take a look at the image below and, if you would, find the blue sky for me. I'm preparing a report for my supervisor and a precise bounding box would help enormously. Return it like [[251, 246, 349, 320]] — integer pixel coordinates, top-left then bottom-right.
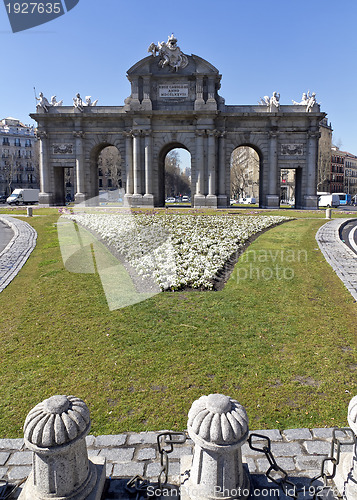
[[1, 0, 356, 154]]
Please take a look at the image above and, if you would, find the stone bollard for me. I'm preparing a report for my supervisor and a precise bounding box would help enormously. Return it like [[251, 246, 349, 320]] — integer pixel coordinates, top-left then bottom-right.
[[181, 394, 250, 500], [26, 206, 33, 217], [326, 207, 331, 219], [19, 395, 106, 500], [332, 395, 357, 499]]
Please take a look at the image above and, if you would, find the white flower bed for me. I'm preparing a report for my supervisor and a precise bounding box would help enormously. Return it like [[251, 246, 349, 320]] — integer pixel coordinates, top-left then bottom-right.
[[64, 213, 290, 290]]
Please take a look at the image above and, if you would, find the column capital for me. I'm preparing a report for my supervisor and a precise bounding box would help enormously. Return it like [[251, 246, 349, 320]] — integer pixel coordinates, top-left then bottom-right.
[[195, 130, 206, 137], [308, 130, 321, 139], [219, 131, 227, 139], [132, 129, 142, 137], [207, 129, 219, 137], [73, 131, 85, 139], [268, 130, 279, 138], [36, 130, 47, 139]]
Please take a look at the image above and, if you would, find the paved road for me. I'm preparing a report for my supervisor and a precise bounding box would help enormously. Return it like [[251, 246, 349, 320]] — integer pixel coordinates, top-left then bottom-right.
[[340, 219, 357, 254], [0, 219, 14, 253]]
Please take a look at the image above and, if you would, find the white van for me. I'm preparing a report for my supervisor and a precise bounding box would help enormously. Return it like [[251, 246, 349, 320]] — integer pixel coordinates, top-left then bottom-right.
[[318, 194, 340, 208], [238, 197, 257, 204]]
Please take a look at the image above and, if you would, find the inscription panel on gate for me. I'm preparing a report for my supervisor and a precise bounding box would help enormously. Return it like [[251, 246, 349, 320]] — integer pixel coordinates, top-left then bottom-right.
[[158, 84, 189, 98]]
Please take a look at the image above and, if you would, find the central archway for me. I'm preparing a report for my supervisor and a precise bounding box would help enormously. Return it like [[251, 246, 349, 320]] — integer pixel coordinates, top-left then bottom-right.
[[158, 143, 192, 207]]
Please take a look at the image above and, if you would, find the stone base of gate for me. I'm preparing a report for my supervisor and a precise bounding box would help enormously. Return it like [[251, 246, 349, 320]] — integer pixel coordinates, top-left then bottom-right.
[[39, 192, 53, 206], [128, 194, 154, 208], [332, 452, 356, 499], [75, 193, 86, 205], [194, 194, 218, 208], [19, 456, 106, 500], [217, 194, 229, 208], [206, 194, 218, 208], [303, 195, 319, 209], [263, 195, 280, 209]]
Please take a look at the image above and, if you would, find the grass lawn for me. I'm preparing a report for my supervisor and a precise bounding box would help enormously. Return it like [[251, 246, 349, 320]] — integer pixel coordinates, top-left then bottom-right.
[[0, 207, 356, 437]]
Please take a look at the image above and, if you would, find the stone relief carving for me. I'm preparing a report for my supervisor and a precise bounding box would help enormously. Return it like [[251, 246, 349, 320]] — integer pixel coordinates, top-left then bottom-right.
[[53, 144, 73, 154], [148, 34, 188, 72], [281, 144, 304, 156]]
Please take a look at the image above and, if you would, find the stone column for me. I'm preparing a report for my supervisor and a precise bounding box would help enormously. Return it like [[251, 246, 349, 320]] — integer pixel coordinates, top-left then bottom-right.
[[124, 131, 133, 207], [132, 130, 141, 196], [73, 130, 86, 204], [217, 131, 228, 207], [194, 130, 206, 207], [304, 130, 320, 209], [265, 130, 279, 208], [143, 131, 154, 206], [207, 130, 218, 207], [182, 393, 250, 500], [37, 130, 52, 205], [19, 395, 105, 500]]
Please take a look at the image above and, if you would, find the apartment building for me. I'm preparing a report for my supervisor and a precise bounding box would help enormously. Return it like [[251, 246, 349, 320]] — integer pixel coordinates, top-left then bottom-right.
[[0, 117, 38, 196]]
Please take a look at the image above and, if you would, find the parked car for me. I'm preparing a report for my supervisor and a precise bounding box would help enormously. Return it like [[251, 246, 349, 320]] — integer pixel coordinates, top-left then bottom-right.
[[165, 197, 176, 203], [0, 195, 7, 204], [181, 196, 190, 203]]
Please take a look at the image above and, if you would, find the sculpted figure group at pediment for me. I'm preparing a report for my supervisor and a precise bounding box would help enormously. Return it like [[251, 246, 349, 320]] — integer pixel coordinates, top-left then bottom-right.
[[148, 34, 188, 72]]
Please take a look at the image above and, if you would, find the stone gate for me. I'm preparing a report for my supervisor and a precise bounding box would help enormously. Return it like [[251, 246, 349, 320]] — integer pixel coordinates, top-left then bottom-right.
[[31, 35, 325, 209]]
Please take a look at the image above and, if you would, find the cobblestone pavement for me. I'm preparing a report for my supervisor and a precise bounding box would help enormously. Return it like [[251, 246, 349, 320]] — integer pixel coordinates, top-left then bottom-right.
[[0, 427, 350, 498], [316, 218, 357, 301], [0, 215, 37, 293]]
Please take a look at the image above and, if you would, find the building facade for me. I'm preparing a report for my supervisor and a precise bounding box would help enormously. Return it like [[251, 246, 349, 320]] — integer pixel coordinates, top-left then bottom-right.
[[30, 37, 325, 209], [317, 118, 333, 193], [344, 152, 357, 197], [0, 117, 38, 196]]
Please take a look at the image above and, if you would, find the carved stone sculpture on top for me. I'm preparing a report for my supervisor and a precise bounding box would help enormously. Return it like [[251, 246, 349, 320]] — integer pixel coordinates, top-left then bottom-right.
[[148, 34, 188, 72], [36, 92, 51, 112], [292, 91, 319, 112], [84, 96, 98, 106], [259, 91, 280, 111], [73, 92, 84, 111], [51, 95, 63, 106]]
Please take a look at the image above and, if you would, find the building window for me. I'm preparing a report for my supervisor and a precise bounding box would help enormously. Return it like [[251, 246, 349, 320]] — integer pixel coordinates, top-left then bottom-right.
[[2, 138, 9, 145], [14, 139, 21, 147]]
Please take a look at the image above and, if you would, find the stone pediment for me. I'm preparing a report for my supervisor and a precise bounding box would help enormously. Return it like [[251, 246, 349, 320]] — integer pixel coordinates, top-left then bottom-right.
[[127, 54, 219, 78]]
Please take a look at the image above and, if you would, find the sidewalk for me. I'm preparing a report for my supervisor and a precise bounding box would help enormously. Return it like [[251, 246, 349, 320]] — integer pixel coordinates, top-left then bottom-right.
[[1, 427, 351, 498], [0, 215, 37, 293], [316, 218, 357, 301]]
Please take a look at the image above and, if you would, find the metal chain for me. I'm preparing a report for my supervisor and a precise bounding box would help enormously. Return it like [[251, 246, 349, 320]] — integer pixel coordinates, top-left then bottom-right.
[[126, 431, 187, 499], [0, 478, 27, 499], [249, 428, 356, 500]]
